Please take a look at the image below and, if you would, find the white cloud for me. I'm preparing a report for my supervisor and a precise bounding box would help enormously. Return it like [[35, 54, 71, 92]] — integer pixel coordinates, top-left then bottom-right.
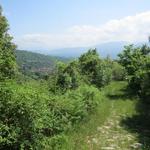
[[15, 11, 150, 50]]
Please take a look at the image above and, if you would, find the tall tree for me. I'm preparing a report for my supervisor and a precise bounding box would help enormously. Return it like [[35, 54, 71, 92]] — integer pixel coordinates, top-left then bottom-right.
[[0, 6, 16, 80]]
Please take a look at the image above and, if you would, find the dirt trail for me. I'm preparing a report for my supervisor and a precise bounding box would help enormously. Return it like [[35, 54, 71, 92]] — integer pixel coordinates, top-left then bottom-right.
[[85, 104, 141, 150]]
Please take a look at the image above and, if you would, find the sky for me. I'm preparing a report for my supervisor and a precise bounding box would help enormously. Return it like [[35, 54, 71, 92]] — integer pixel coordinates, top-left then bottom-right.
[[0, 0, 150, 50]]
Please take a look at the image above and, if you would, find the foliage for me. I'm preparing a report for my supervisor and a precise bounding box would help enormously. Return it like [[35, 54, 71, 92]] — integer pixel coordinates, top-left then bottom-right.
[[118, 44, 150, 102], [93, 58, 113, 87], [0, 82, 38, 149], [42, 85, 100, 138], [78, 49, 113, 87], [77, 49, 112, 87], [78, 49, 100, 77], [137, 60, 150, 104], [0, 6, 16, 80], [49, 61, 80, 93], [112, 61, 126, 81], [49, 49, 113, 93], [118, 45, 150, 74]]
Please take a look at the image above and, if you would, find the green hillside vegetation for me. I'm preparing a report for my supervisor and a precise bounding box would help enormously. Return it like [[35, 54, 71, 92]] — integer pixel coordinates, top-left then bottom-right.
[[15, 50, 70, 79], [0, 6, 150, 150]]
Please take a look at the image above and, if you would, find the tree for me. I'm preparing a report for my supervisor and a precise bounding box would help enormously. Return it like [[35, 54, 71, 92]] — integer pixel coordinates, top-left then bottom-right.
[[78, 49, 100, 84], [0, 6, 16, 80], [0, 6, 38, 149], [118, 44, 150, 96], [78, 49, 112, 87], [49, 61, 81, 93]]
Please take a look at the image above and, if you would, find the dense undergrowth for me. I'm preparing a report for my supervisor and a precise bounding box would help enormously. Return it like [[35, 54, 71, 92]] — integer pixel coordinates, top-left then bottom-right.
[[0, 80, 102, 149]]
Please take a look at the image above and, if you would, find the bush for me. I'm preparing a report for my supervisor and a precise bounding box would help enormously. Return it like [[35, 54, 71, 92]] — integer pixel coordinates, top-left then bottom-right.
[[0, 79, 101, 149], [37, 84, 100, 149], [140, 71, 150, 104], [94, 60, 112, 88], [42, 85, 100, 137], [112, 61, 126, 81], [0, 82, 37, 149]]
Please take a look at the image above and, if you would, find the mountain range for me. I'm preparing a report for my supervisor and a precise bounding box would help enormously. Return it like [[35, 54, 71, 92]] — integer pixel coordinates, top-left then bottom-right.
[[48, 41, 129, 58], [18, 41, 149, 60], [23, 41, 148, 59]]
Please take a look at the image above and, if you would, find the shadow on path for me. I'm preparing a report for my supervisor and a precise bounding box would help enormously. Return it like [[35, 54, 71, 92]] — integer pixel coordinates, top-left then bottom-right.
[[121, 102, 150, 149], [107, 88, 135, 101], [106, 83, 150, 149]]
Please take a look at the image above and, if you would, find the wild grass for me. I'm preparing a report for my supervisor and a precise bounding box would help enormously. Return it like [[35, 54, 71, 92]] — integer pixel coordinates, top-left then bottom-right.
[[61, 81, 141, 150]]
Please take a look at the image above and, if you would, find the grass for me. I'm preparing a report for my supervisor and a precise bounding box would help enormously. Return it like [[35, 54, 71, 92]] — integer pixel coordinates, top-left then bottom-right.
[[7, 79, 50, 101], [61, 81, 143, 150]]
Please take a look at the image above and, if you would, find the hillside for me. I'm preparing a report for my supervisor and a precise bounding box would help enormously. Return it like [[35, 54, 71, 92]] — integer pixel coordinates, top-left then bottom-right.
[[15, 50, 70, 79]]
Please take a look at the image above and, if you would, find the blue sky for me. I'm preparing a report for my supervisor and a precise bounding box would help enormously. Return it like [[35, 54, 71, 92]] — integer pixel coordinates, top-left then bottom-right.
[[1, 0, 150, 50]]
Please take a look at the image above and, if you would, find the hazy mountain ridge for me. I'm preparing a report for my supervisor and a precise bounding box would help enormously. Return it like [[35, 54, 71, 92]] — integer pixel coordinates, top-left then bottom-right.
[[23, 41, 147, 59], [50, 41, 149, 58]]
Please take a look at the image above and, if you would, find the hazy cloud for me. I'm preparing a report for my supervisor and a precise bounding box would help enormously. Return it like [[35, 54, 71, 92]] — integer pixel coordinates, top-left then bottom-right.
[[15, 11, 150, 50]]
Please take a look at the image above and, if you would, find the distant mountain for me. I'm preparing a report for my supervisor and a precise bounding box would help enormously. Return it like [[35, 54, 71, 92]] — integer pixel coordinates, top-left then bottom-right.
[[15, 50, 70, 79], [21, 41, 149, 59], [96, 41, 130, 58], [47, 41, 130, 58], [47, 47, 88, 58]]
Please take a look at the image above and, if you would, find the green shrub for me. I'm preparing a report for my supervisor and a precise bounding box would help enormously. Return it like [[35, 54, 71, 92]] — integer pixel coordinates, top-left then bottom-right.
[[0, 82, 38, 149], [37, 84, 100, 149], [112, 61, 126, 81], [41, 85, 100, 137], [94, 60, 112, 88], [140, 70, 150, 104]]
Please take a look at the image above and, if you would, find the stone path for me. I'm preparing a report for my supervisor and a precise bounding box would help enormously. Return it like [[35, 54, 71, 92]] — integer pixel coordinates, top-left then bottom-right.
[[85, 106, 142, 150]]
